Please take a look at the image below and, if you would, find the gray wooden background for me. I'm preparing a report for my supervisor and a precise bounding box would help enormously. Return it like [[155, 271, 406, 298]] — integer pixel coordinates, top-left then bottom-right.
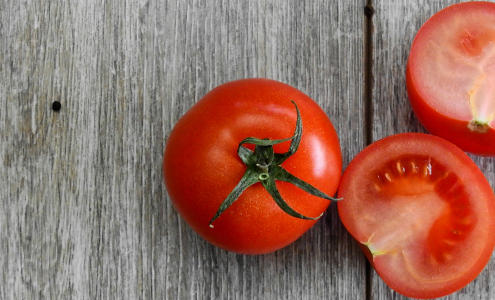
[[1, 0, 494, 299]]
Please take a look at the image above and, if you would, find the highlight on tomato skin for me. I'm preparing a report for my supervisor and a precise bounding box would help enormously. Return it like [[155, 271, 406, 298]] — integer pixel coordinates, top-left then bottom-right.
[[337, 133, 495, 299], [406, 1, 495, 156]]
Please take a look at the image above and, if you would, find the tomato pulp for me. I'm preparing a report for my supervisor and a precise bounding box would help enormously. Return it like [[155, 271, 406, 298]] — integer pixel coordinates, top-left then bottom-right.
[[163, 78, 342, 254], [407, 2, 495, 156], [338, 133, 495, 299]]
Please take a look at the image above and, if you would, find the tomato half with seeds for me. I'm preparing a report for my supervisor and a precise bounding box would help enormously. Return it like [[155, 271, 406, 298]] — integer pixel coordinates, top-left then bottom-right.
[[338, 133, 495, 299], [406, 1, 495, 156], [164, 78, 342, 254]]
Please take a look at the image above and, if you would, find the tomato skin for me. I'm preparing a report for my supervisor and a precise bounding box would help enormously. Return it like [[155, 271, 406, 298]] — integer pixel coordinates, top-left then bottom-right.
[[163, 78, 342, 254], [337, 133, 495, 299], [406, 2, 495, 156]]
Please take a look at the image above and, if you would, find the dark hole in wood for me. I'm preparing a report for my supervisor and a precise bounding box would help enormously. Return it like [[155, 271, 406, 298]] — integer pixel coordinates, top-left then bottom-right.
[[364, 4, 374, 17], [52, 101, 62, 111]]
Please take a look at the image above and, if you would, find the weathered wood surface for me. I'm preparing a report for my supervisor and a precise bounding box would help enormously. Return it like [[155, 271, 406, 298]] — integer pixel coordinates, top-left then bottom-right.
[[0, 0, 493, 299]]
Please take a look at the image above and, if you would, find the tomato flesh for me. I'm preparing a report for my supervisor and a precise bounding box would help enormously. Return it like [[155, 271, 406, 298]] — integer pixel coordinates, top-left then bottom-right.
[[407, 2, 495, 156], [338, 133, 495, 299]]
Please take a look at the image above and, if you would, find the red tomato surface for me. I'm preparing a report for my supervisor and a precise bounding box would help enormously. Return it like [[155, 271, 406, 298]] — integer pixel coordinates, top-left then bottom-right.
[[406, 2, 495, 156], [338, 133, 495, 299], [163, 78, 342, 254]]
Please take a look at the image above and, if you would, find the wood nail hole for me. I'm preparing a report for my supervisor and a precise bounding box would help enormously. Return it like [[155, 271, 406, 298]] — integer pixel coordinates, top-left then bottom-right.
[[52, 101, 62, 112], [364, 4, 375, 17]]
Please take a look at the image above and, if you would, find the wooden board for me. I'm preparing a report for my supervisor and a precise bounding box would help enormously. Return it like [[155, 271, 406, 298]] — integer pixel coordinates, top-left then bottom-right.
[[2, 0, 495, 298], [0, 0, 366, 299]]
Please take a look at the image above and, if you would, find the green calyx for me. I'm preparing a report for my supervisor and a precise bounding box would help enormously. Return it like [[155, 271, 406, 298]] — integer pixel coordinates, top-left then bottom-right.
[[209, 101, 341, 228]]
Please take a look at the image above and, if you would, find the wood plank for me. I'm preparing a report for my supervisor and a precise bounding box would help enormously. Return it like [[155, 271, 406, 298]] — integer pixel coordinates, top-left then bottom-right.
[[371, 0, 495, 299], [0, 0, 367, 299]]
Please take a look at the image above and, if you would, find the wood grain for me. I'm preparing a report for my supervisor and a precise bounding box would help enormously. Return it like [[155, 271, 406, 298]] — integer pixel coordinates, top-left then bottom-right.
[[4, 0, 494, 299], [372, 0, 495, 299], [0, 0, 366, 299]]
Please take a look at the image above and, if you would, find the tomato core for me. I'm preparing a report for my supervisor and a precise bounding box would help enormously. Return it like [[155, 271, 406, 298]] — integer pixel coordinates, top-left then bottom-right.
[[364, 155, 475, 268]]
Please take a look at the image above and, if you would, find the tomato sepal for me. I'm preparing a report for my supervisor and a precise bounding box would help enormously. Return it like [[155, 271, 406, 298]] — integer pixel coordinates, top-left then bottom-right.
[[209, 101, 340, 227]]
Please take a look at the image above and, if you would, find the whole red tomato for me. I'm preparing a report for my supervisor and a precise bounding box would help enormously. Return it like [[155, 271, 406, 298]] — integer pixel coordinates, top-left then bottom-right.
[[338, 133, 495, 299], [163, 78, 342, 254], [406, 2, 495, 156]]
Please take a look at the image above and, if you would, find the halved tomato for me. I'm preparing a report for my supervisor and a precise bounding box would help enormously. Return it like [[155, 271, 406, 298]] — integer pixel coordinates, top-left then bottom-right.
[[337, 133, 495, 299], [406, 2, 495, 156]]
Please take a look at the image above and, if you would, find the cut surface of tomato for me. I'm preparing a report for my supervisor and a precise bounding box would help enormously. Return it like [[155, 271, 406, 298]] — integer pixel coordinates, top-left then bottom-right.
[[338, 133, 495, 299], [407, 2, 495, 156]]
